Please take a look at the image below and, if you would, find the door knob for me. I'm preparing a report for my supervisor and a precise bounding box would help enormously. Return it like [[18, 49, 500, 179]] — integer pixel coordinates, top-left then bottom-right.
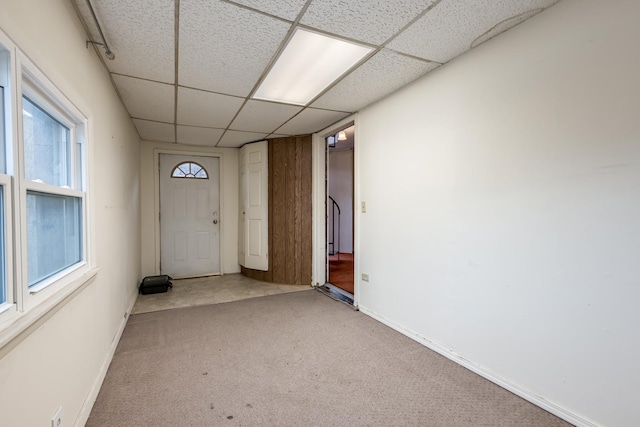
[[213, 219, 218, 224]]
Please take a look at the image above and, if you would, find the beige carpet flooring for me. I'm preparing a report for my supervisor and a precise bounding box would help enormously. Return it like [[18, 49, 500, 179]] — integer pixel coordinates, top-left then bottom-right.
[[89, 290, 571, 426], [132, 274, 310, 314]]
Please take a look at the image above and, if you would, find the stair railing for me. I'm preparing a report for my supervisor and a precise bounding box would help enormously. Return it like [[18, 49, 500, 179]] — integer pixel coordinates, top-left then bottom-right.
[[328, 196, 340, 260]]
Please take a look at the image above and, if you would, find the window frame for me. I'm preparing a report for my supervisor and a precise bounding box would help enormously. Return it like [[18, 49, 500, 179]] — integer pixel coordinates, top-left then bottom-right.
[[17, 53, 89, 302], [0, 42, 91, 325], [0, 174, 13, 315], [0, 33, 15, 317]]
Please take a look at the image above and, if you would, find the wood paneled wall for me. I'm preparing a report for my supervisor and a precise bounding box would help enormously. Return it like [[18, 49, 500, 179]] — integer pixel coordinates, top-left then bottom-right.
[[241, 135, 313, 285]]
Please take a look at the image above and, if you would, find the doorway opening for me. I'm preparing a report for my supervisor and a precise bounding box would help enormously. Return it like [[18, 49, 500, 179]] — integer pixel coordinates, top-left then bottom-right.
[[326, 125, 354, 303]]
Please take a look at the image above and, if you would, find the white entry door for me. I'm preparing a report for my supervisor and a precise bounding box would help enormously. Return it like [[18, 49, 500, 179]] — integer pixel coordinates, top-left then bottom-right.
[[160, 154, 220, 278]]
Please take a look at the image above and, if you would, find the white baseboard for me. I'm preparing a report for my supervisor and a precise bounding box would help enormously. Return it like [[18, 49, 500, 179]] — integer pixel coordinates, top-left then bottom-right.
[[74, 293, 137, 426], [358, 305, 599, 427]]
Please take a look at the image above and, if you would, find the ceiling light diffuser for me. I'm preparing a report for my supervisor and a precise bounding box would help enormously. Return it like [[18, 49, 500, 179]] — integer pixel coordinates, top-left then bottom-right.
[[253, 29, 373, 106]]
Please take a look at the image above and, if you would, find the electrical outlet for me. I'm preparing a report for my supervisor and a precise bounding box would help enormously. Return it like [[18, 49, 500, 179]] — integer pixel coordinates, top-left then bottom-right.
[[51, 407, 63, 427], [361, 273, 369, 282], [361, 201, 366, 213]]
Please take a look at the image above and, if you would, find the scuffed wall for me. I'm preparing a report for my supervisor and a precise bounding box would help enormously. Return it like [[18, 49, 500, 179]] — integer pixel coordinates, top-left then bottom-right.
[[356, 0, 640, 425]]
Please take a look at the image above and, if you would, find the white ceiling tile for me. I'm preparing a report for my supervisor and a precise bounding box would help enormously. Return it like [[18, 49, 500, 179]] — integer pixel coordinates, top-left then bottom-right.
[[179, 0, 291, 96], [312, 49, 439, 112], [177, 126, 225, 146], [133, 119, 175, 143], [75, 0, 175, 83], [217, 130, 269, 148], [300, 0, 436, 45], [177, 87, 244, 128], [274, 108, 350, 136], [388, 0, 560, 63], [113, 75, 174, 122], [76, 0, 561, 138], [229, 100, 302, 133], [229, 0, 307, 21]]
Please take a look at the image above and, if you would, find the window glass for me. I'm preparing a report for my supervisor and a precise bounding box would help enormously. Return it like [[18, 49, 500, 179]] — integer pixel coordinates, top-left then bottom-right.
[[0, 84, 5, 174], [171, 162, 208, 179], [0, 186, 4, 304], [22, 96, 70, 186], [27, 191, 82, 287], [0, 59, 6, 303]]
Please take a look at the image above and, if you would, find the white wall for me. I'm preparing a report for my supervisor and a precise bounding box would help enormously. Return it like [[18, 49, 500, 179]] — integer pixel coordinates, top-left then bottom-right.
[[328, 149, 353, 253], [356, 0, 640, 426], [0, 0, 141, 426], [140, 141, 240, 276]]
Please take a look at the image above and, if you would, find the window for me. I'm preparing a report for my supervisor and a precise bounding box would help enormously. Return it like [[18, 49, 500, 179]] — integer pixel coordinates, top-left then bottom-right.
[[20, 71, 87, 293], [21, 93, 84, 289], [0, 30, 89, 325], [171, 161, 208, 179]]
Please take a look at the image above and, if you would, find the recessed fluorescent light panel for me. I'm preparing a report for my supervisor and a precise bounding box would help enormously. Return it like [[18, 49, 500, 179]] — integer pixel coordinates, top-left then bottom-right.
[[253, 29, 373, 106]]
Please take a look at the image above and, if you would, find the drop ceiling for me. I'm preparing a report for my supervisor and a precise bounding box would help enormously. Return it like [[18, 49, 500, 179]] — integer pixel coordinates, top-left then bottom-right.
[[73, 0, 560, 148]]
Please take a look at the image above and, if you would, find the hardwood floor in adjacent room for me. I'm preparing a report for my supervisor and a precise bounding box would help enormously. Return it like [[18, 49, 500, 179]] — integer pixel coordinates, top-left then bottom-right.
[[329, 252, 354, 294]]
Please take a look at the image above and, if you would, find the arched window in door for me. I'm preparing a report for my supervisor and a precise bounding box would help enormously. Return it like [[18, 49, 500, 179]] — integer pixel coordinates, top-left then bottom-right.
[[171, 161, 209, 179]]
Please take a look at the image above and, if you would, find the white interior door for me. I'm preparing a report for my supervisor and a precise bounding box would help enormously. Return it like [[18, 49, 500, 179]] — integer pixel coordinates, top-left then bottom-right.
[[160, 154, 220, 278], [239, 141, 268, 271]]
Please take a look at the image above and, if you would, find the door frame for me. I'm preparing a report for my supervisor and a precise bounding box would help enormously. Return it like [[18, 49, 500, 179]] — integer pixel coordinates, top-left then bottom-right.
[[312, 114, 359, 307], [152, 148, 226, 276]]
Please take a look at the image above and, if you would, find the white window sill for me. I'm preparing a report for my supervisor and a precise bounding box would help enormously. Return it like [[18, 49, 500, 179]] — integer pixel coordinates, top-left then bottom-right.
[[0, 266, 100, 358], [29, 262, 86, 294]]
